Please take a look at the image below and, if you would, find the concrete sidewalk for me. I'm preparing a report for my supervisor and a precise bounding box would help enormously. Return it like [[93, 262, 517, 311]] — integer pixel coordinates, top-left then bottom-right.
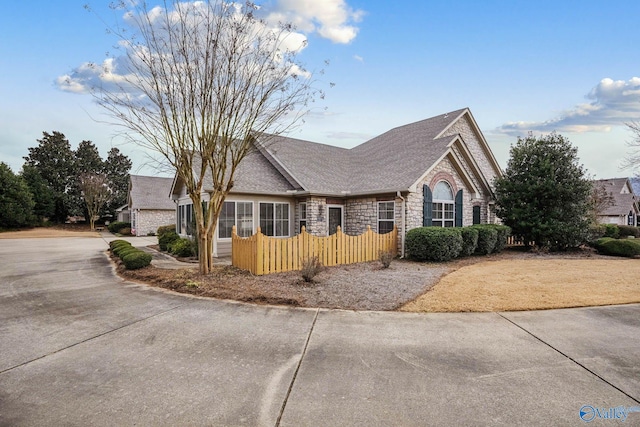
[[1, 236, 638, 426]]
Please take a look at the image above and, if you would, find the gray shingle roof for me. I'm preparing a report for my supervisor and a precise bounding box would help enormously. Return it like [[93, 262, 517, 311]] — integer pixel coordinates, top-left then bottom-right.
[[592, 178, 637, 216], [129, 175, 176, 210], [259, 108, 468, 195]]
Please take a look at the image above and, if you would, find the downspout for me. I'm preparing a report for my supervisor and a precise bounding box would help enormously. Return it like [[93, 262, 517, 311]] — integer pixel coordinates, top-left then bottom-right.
[[397, 191, 406, 258]]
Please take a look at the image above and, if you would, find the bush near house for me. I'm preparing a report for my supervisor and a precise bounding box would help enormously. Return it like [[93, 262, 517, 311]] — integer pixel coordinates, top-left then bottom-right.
[[459, 227, 479, 257], [598, 239, 640, 258], [108, 221, 132, 234], [157, 224, 176, 236], [603, 224, 620, 239], [470, 225, 499, 255], [486, 224, 511, 253], [159, 230, 180, 251], [169, 237, 196, 257], [618, 225, 640, 238], [406, 227, 463, 262], [109, 239, 130, 250]]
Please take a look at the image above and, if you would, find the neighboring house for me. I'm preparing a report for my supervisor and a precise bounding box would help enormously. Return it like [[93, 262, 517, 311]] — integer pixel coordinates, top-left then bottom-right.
[[592, 178, 640, 226], [115, 204, 130, 223], [128, 175, 176, 236], [171, 108, 503, 257]]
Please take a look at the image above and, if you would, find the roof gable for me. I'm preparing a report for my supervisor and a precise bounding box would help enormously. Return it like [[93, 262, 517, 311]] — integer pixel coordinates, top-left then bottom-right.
[[129, 175, 176, 210]]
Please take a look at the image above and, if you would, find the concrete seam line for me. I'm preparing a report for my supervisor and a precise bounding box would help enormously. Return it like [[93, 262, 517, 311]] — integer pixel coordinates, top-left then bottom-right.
[[275, 308, 320, 427], [497, 312, 640, 405], [0, 302, 193, 376]]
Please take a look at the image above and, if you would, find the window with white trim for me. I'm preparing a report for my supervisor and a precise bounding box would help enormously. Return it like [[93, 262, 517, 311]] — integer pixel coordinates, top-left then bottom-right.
[[219, 201, 253, 238], [260, 202, 289, 237], [377, 201, 395, 234], [432, 181, 454, 227]]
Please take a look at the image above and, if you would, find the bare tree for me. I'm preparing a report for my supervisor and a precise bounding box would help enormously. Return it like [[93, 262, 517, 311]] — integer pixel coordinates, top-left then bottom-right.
[[623, 121, 640, 173], [85, 1, 318, 273], [79, 173, 112, 231]]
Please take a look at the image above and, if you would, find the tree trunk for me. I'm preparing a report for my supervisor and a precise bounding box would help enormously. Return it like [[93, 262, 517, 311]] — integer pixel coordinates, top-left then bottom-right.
[[198, 232, 210, 274]]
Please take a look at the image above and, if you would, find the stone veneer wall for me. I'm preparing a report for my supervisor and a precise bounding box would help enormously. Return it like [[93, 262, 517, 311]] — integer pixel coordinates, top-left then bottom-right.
[[405, 157, 492, 232], [135, 209, 175, 237], [446, 116, 499, 185], [302, 196, 328, 236], [345, 198, 377, 235]]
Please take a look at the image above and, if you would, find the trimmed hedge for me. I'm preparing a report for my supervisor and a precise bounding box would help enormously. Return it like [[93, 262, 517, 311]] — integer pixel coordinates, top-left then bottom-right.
[[470, 225, 498, 255], [459, 227, 479, 257], [599, 238, 640, 258], [170, 238, 196, 257], [157, 224, 176, 236], [486, 224, 511, 253], [159, 230, 180, 251], [117, 247, 139, 259], [603, 224, 620, 239], [112, 243, 133, 257], [108, 221, 131, 234], [109, 239, 130, 250], [406, 227, 463, 262], [122, 251, 153, 269], [618, 225, 640, 238], [592, 237, 615, 251]]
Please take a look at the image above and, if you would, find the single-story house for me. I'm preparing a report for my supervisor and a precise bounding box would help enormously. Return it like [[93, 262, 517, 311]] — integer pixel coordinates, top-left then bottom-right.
[[592, 178, 640, 225], [128, 175, 176, 236], [171, 108, 503, 257]]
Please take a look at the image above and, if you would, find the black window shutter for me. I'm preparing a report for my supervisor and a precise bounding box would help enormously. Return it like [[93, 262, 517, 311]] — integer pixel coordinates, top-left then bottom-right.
[[473, 205, 481, 225], [423, 185, 432, 226], [455, 190, 463, 227]]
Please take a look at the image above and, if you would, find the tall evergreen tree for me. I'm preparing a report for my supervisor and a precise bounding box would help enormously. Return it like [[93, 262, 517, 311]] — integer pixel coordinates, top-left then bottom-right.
[[21, 165, 55, 223], [494, 133, 592, 250], [103, 147, 132, 218], [23, 131, 76, 222], [0, 163, 35, 228]]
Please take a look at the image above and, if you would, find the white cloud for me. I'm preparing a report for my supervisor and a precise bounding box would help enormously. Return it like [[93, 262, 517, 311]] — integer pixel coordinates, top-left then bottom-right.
[[56, 1, 361, 94], [353, 54, 364, 62], [259, 0, 363, 44], [497, 77, 640, 136]]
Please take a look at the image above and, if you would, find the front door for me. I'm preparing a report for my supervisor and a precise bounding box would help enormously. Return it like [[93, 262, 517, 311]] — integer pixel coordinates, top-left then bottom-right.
[[328, 206, 343, 235]]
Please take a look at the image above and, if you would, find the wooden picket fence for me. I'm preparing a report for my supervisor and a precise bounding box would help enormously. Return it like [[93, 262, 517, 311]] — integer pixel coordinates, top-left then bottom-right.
[[232, 225, 398, 275]]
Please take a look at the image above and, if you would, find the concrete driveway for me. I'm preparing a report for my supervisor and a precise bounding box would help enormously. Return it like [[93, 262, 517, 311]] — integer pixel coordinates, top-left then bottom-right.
[[1, 236, 639, 426]]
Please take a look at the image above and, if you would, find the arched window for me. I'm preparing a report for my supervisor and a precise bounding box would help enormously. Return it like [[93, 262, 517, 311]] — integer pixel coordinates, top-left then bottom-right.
[[432, 181, 454, 227]]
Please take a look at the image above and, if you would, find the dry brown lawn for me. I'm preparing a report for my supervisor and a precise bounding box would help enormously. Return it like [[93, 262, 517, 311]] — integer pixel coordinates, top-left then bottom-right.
[[400, 258, 640, 312], [0, 226, 99, 239]]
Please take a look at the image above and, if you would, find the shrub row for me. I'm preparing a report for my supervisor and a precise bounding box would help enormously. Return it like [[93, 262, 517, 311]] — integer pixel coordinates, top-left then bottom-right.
[[406, 224, 511, 262], [108, 221, 132, 234], [600, 224, 640, 239], [109, 239, 152, 269], [156, 224, 196, 257], [593, 236, 640, 258]]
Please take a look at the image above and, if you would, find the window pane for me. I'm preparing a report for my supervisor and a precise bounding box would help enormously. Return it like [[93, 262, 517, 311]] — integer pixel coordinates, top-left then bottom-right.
[[433, 181, 453, 200], [379, 220, 394, 234], [218, 201, 235, 239], [260, 203, 274, 236], [300, 203, 307, 220], [275, 203, 289, 237], [237, 202, 253, 237], [432, 202, 443, 219]]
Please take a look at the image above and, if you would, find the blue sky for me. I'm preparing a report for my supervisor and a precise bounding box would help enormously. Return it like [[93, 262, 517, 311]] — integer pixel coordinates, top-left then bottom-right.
[[2, 0, 640, 179]]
